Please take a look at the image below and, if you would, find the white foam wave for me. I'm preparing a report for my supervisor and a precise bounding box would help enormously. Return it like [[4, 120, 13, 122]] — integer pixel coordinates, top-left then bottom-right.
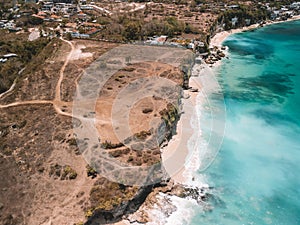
[[147, 193, 200, 225]]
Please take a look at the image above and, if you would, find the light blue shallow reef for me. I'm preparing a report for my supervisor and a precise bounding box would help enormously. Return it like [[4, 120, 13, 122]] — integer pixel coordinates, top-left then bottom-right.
[[191, 20, 300, 225]]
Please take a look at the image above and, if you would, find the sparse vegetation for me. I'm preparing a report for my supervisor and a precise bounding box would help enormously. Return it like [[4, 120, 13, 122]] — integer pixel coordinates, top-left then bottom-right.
[[134, 130, 152, 140], [0, 33, 50, 93], [142, 108, 153, 114], [160, 103, 179, 127], [89, 177, 139, 211], [67, 138, 77, 146], [62, 165, 78, 180], [101, 140, 124, 149], [86, 165, 98, 179], [49, 164, 77, 180]]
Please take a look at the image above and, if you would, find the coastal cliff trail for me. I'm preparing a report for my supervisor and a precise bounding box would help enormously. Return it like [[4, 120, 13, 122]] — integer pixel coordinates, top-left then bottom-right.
[[0, 38, 76, 118]]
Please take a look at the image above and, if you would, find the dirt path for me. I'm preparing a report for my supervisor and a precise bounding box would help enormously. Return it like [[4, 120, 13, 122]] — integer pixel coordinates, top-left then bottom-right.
[[0, 38, 93, 224], [0, 68, 25, 99], [0, 100, 52, 108], [0, 38, 76, 119], [55, 38, 75, 102]]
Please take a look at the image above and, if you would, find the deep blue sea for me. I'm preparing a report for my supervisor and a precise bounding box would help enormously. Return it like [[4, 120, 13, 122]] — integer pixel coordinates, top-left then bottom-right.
[[191, 20, 300, 225]]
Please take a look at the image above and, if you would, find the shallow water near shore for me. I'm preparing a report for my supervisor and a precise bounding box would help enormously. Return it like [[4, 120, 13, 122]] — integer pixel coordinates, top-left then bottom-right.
[[189, 20, 300, 225]]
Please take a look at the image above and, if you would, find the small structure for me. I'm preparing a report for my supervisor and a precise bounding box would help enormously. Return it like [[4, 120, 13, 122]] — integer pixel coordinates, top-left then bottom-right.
[[188, 42, 195, 50], [195, 57, 202, 64], [3, 53, 18, 58], [227, 4, 239, 9], [245, 19, 251, 26], [231, 17, 238, 27], [150, 35, 168, 45], [77, 11, 87, 19]]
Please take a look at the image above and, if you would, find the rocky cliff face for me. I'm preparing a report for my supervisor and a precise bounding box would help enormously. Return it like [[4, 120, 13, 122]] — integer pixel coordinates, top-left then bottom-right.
[[83, 65, 192, 225], [85, 182, 155, 224], [84, 100, 181, 225]]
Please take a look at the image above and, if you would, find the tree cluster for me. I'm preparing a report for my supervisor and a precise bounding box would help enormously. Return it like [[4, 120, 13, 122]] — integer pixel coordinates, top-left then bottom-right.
[[98, 16, 198, 41], [0, 36, 50, 93], [222, 5, 270, 30]]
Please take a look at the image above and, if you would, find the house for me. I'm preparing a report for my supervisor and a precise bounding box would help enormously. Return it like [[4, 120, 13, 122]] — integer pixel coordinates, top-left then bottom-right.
[[70, 31, 90, 38], [77, 11, 87, 19], [227, 5, 239, 10], [32, 14, 46, 20], [65, 22, 77, 28], [80, 5, 94, 10], [195, 57, 202, 64], [50, 14, 61, 21], [290, 2, 300, 9], [195, 41, 205, 48], [231, 17, 238, 27], [82, 22, 102, 28], [8, 27, 22, 32], [245, 19, 251, 26], [86, 27, 99, 35], [188, 42, 195, 50], [42, 3, 53, 11], [38, 11, 48, 17], [79, 0, 87, 5], [271, 10, 280, 17], [70, 31, 80, 38], [66, 5, 77, 13], [79, 34, 89, 38]]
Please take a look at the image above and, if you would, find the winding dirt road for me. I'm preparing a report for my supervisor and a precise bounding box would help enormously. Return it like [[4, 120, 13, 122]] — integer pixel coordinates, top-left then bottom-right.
[[0, 38, 76, 118]]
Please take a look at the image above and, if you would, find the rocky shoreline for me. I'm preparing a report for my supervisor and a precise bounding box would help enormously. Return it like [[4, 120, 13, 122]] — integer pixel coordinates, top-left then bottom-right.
[[208, 15, 300, 66], [108, 63, 211, 225], [109, 15, 300, 225]]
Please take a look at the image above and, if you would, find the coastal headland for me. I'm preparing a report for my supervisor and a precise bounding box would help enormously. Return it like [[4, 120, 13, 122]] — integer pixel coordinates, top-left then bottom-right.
[[1, 0, 300, 224]]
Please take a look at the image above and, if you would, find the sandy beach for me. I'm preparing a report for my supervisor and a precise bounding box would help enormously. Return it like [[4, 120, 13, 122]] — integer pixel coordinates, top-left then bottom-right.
[[160, 71, 202, 184], [211, 15, 300, 48]]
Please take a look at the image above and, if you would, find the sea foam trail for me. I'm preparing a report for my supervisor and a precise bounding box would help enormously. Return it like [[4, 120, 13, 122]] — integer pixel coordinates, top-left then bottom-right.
[[183, 62, 225, 186]]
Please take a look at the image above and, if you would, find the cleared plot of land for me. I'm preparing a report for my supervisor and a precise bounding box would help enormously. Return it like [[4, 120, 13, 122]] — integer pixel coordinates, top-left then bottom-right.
[[96, 61, 183, 143], [72, 44, 194, 186], [93, 61, 183, 170]]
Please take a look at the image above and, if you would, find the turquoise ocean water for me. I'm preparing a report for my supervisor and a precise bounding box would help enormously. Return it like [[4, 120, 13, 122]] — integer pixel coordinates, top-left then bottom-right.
[[191, 20, 300, 225]]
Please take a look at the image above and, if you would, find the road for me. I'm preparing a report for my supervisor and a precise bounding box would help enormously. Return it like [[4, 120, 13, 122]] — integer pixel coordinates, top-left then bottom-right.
[[0, 38, 76, 118]]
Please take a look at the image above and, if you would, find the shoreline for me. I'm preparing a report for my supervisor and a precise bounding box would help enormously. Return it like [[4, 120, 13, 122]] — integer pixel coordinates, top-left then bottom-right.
[[160, 73, 202, 185], [113, 15, 300, 225], [111, 83, 203, 225], [210, 15, 300, 48]]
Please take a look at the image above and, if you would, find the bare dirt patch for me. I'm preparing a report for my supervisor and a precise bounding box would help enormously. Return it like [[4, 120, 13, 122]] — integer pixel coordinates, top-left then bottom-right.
[[95, 61, 183, 144], [61, 40, 118, 102], [95, 61, 183, 168]]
